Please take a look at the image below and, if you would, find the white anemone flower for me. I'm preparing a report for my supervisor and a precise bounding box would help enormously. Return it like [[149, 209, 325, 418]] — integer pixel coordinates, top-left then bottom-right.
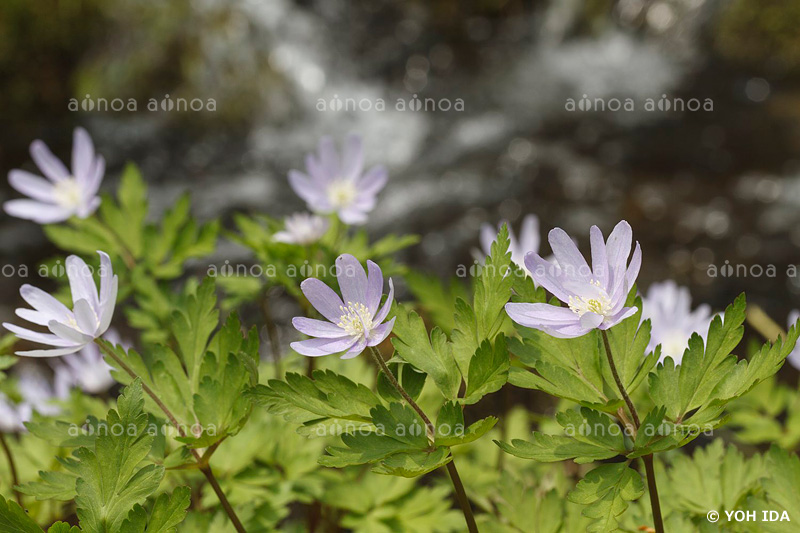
[[3, 251, 118, 357]]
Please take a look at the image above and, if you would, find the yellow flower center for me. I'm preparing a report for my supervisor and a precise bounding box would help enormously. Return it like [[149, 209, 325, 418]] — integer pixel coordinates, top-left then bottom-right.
[[568, 281, 612, 317], [336, 301, 373, 337], [327, 179, 357, 208], [53, 177, 83, 209]]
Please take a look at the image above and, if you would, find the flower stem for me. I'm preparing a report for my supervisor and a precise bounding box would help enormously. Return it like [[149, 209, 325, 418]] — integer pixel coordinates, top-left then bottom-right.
[[200, 465, 247, 533], [0, 432, 22, 506], [367, 346, 479, 533], [600, 330, 663, 533], [96, 340, 248, 533]]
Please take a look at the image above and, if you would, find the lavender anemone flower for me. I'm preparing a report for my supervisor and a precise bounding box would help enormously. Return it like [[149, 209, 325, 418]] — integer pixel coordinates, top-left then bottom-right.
[[3, 251, 118, 357], [291, 254, 395, 358], [505, 220, 641, 338], [642, 281, 712, 364], [0, 365, 66, 432], [4, 127, 105, 224], [478, 214, 541, 271], [288, 135, 388, 225], [787, 310, 800, 370], [273, 213, 329, 245]]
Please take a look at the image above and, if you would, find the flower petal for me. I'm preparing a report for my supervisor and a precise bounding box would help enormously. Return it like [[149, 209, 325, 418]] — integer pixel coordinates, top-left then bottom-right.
[[580, 311, 604, 330], [524, 253, 573, 302], [341, 134, 364, 180], [30, 140, 69, 182], [4, 199, 72, 224], [365, 260, 384, 316], [73, 299, 98, 336], [8, 170, 55, 202], [83, 155, 105, 197], [505, 303, 579, 329], [589, 225, 609, 288], [72, 127, 94, 181], [66, 255, 100, 314], [337, 207, 368, 225], [600, 306, 638, 330], [19, 285, 73, 323], [367, 317, 396, 346], [16, 346, 83, 358], [340, 336, 368, 359], [373, 278, 395, 325], [289, 170, 327, 209], [336, 254, 368, 305], [548, 227, 590, 281], [97, 251, 117, 333], [290, 336, 357, 357], [292, 317, 346, 338], [357, 165, 388, 195], [300, 278, 345, 323], [317, 137, 340, 178], [48, 321, 93, 345], [3, 322, 77, 347]]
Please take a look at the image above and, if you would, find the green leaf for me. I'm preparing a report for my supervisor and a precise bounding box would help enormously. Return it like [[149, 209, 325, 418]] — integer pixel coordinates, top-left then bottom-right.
[[18, 470, 79, 501], [47, 524, 81, 533], [450, 224, 513, 378], [119, 486, 191, 533], [567, 463, 644, 533], [434, 401, 498, 447], [370, 447, 452, 477], [404, 271, 468, 333], [0, 494, 43, 532], [391, 304, 461, 399], [762, 446, 800, 525], [460, 336, 509, 405], [172, 278, 219, 386], [73, 380, 165, 533]]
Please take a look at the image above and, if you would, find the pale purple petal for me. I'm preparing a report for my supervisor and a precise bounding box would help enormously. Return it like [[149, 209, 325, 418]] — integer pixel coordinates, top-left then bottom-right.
[[15, 308, 52, 327], [589, 225, 609, 288], [337, 207, 368, 225], [357, 165, 388, 195], [479, 223, 497, 257], [605, 221, 633, 295], [292, 317, 346, 338], [625, 242, 642, 291], [341, 134, 364, 180], [289, 170, 326, 208], [336, 254, 368, 305], [505, 303, 579, 329], [518, 215, 540, 257], [365, 260, 384, 316], [525, 253, 573, 302], [599, 306, 638, 330], [4, 199, 73, 223], [73, 299, 98, 336], [548, 227, 590, 281], [72, 127, 94, 180], [291, 336, 358, 357], [8, 170, 55, 202], [373, 278, 395, 324], [30, 140, 69, 182], [340, 336, 368, 359], [317, 137, 340, 177], [97, 251, 117, 333], [301, 278, 346, 323], [83, 156, 105, 196], [367, 317, 396, 347], [580, 312, 604, 330]]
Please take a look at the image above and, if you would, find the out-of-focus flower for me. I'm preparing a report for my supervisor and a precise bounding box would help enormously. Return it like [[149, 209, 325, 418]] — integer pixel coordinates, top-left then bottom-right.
[[4, 127, 105, 224], [52, 329, 121, 394], [3, 251, 118, 357], [505, 220, 641, 338], [273, 213, 329, 245], [288, 135, 387, 225], [0, 365, 65, 432], [291, 254, 395, 358], [478, 214, 541, 271], [642, 281, 712, 364], [787, 310, 800, 370]]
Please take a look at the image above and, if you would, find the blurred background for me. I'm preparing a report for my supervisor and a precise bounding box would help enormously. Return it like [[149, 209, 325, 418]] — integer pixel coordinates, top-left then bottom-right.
[[1, 0, 800, 341]]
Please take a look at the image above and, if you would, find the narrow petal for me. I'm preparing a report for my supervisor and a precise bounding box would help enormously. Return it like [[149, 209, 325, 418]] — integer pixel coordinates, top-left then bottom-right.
[[580, 312, 604, 330], [72, 127, 94, 181], [3, 323, 77, 347], [336, 254, 368, 305], [97, 274, 117, 335], [8, 170, 55, 202], [625, 242, 642, 291], [15, 308, 51, 327], [600, 306, 638, 330], [292, 317, 346, 338], [548, 227, 590, 281], [589, 225, 609, 287], [289, 170, 327, 208], [66, 255, 100, 314], [524, 253, 573, 302], [83, 156, 105, 196], [605, 220, 633, 294], [4, 199, 72, 224], [300, 278, 345, 323], [373, 278, 395, 324], [16, 346, 83, 358], [338, 207, 368, 225], [479, 223, 497, 257], [341, 134, 364, 180], [357, 165, 388, 195], [73, 299, 99, 336], [30, 140, 69, 182], [519, 215, 540, 256], [505, 303, 580, 329], [291, 336, 357, 357], [364, 260, 384, 316], [19, 285, 73, 323], [48, 321, 93, 345], [367, 317, 396, 346], [317, 137, 340, 177], [340, 336, 368, 359]]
